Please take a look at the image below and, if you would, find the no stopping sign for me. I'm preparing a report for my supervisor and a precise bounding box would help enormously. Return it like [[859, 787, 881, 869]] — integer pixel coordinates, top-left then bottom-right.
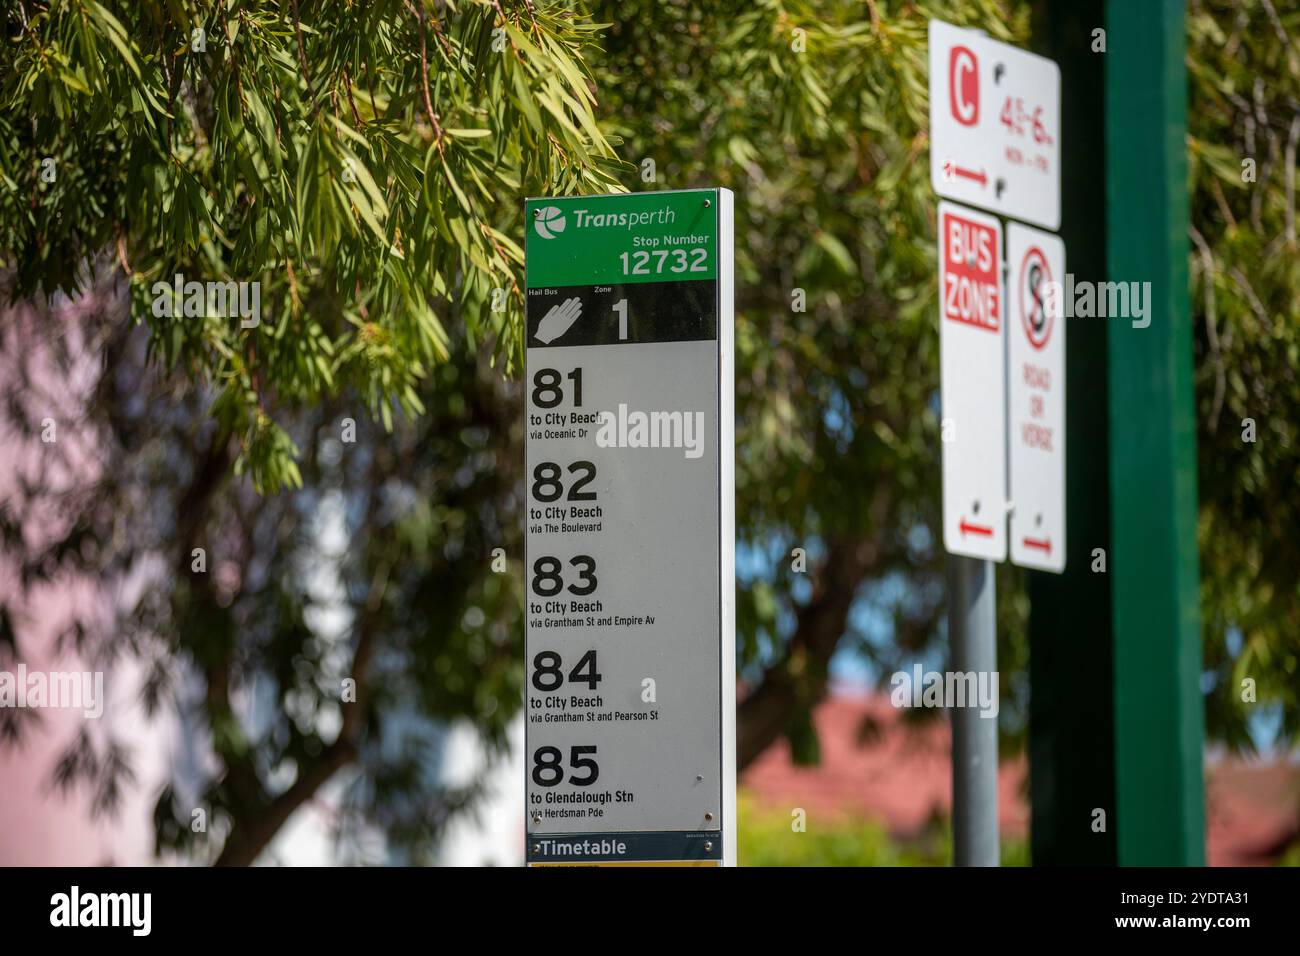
[[1018, 245, 1054, 351]]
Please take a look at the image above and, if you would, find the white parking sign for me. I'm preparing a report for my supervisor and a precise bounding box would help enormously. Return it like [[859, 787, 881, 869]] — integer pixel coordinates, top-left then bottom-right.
[[929, 20, 1062, 230]]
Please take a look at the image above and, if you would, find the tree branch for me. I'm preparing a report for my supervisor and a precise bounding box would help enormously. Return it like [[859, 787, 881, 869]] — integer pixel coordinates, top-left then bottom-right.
[[737, 532, 882, 771], [212, 459, 387, 866], [213, 736, 356, 866]]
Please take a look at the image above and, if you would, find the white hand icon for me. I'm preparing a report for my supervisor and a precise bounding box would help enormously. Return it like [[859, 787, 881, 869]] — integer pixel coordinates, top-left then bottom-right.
[[534, 296, 583, 344]]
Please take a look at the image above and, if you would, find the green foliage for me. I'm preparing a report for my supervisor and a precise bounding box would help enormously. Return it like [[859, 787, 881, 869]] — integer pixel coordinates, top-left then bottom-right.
[[0, 0, 620, 863], [1, 0, 622, 493], [1186, 0, 1300, 748], [737, 794, 1029, 866], [589, 0, 1032, 747]]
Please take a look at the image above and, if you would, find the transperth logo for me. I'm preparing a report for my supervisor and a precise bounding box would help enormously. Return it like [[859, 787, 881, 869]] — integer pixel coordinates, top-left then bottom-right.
[[534, 206, 567, 239], [533, 202, 678, 240]]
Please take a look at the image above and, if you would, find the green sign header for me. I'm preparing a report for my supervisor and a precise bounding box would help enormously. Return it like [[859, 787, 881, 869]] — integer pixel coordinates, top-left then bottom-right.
[[524, 189, 718, 287]]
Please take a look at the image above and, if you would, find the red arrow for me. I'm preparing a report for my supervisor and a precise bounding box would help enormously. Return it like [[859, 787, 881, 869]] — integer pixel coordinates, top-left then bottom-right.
[[944, 162, 988, 187], [1022, 536, 1052, 553], [959, 519, 994, 537]]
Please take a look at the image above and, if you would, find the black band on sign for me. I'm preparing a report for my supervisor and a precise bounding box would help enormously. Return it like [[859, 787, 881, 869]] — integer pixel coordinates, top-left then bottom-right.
[[525, 280, 718, 348]]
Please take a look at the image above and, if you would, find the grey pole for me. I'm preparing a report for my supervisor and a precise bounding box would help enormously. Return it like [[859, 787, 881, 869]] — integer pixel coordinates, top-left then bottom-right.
[[948, 554, 1000, 866]]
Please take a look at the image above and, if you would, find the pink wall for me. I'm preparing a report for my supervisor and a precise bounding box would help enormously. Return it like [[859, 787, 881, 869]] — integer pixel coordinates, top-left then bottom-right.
[[0, 293, 167, 866]]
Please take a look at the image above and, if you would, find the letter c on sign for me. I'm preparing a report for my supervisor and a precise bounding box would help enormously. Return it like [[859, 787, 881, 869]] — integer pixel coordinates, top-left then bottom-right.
[[949, 46, 979, 127]]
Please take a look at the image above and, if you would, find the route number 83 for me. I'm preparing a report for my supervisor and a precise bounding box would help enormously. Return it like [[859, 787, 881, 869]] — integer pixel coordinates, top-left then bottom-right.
[[531, 556, 597, 596]]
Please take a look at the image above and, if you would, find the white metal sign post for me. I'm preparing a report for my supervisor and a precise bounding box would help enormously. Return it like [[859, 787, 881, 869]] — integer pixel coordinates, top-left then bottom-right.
[[931, 17, 1065, 867], [937, 197, 1004, 868], [928, 19, 1062, 231], [523, 189, 736, 867], [1008, 223, 1066, 573]]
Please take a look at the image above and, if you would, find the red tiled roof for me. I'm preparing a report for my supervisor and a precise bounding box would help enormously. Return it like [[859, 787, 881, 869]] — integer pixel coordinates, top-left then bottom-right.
[[740, 688, 1028, 838], [1206, 756, 1300, 866], [741, 687, 1300, 865]]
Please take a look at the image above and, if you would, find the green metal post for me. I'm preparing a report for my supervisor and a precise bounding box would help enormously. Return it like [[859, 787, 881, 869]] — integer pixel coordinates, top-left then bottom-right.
[[1106, 0, 1206, 866]]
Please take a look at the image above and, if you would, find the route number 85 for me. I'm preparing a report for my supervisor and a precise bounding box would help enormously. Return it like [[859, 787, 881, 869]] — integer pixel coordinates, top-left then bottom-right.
[[532, 746, 599, 787]]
